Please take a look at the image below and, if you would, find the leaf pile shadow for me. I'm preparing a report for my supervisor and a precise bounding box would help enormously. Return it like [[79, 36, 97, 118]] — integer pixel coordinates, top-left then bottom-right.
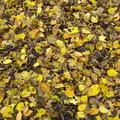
[[0, 0, 120, 120]]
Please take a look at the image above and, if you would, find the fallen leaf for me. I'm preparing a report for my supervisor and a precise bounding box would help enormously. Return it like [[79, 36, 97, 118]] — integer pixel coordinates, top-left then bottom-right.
[[56, 40, 65, 48], [89, 107, 99, 115], [91, 16, 98, 23], [88, 84, 100, 96], [65, 89, 74, 98], [77, 111, 85, 118], [107, 68, 118, 77], [36, 108, 46, 118], [3, 59, 12, 64], [16, 111, 22, 120], [41, 83, 50, 93], [99, 106, 109, 114], [78, 104, 87, 111], [16, 102, 24, 111]]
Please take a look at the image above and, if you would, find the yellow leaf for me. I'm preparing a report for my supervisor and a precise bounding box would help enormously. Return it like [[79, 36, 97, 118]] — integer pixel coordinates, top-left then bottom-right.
[[77, 111, 85, 118], [79, 85, 85, 91], [107, 68, 118, 77], [0, 106, 13, 118], [101, 77, 107, 84], [99, 35, 106, 41], [63, 32, 71, 39], [82, 28, 90, 34], [26, 0, 35, 9], [63, 71, 71, 79], [84, 13, 90, 22], [33, 62, 39, 67], [56, 40, 65, 48], [0, 88, 5, 103], [108, 116, 120, 120], [36, 108, 46, 118], [91, 16, 98, 23], [108, 7, 117, 14], [69, 27, 79, 34], [99, 106, 109, 113], [89, 107, 99, 115], [96, 115, 102, 120], [41, 83, 50, 93], [88, 84, 100, 96], [21, 54, 26, 60], [15, 33, 25, 40], [89, 0, 97, 5], [21, 48, 26, 54], [29, 29, 39, 38], [114, 26, 120, 32], [37, 7, 42, 14], [46, 47, 52, 58], [78, 104, 86, 111], [69, 98, 78, 105], [84, 34, 94, 42], [16, 102, 24, 111], [113, 40, 119, 49], [80, 95, 88, 103], [3, 59, 12, 64], [55, 83, 64, 88], [65, 89, 74, 98], [20, 89, 31, 98], [14, 12, 24, 26], [61, 47, 67, 55], [16, 111, 22, 120], [29, 86, 36, 94], [37, 74, 43, 82]]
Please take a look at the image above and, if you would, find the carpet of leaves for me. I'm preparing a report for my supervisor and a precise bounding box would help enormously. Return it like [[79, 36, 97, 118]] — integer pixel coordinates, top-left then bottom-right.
[[0, 0, 120, 120]]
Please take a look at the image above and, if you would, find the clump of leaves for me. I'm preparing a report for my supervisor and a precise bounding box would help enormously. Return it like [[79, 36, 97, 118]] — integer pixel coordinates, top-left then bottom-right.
[[0, 0, 120, 119]]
